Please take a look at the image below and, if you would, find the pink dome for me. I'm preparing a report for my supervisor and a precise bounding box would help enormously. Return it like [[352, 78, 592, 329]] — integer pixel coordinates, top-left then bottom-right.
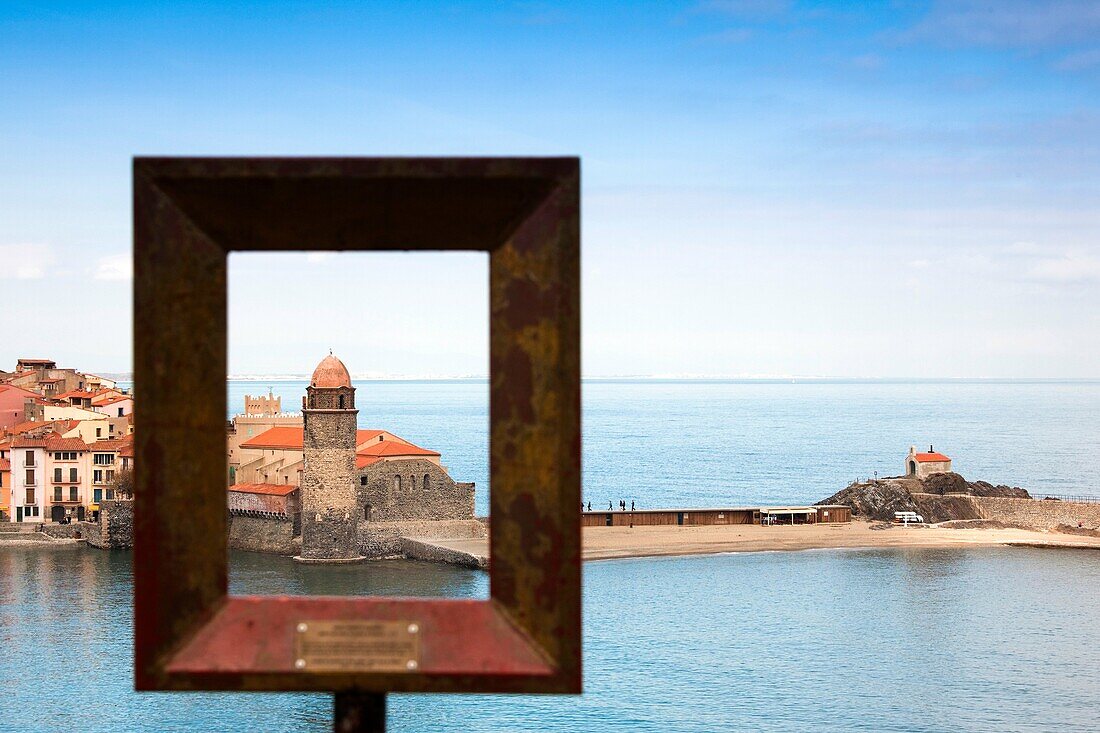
[[310, 354, 352, 389]]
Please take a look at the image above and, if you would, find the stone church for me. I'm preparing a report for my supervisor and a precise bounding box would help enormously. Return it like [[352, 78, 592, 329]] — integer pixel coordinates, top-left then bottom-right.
[[228, 353, 481, 560]]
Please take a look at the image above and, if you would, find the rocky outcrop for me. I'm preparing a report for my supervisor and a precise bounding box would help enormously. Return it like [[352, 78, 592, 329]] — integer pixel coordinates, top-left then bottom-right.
[[818, 472, 1031, 522], [920, 472, 1030, 498], [817, 479, 924, 521]]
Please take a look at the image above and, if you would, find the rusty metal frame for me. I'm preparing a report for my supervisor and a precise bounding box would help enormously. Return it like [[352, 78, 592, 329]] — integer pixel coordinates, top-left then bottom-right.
[[132, 157, 581, 695]]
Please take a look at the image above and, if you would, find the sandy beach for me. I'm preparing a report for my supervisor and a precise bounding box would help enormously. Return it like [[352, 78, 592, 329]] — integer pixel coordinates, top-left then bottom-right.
[[579, 520, 1100, 560], [420, 520, 1100, 566]]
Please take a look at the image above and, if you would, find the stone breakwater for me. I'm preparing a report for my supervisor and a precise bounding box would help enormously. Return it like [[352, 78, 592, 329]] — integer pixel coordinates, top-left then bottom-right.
[[820, 473, 1099, 531]]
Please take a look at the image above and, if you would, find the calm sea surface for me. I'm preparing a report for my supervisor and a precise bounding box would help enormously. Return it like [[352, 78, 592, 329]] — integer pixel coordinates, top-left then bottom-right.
[[227, 378, 1100, 513], [3, 380, 1099, 732]]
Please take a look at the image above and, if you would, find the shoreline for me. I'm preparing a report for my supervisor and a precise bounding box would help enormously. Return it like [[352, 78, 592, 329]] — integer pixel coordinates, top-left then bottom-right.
[[578, 520, 1100, 562], [404, 519, 1100, 567], [7, 520, 1100, 564]]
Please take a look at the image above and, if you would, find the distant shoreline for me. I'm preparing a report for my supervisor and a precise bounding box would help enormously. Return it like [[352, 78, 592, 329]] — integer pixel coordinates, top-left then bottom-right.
[[107, 376, 1100, 385]]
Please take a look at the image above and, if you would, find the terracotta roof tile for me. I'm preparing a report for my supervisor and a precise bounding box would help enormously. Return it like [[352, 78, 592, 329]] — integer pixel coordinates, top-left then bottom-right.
[[0, 458, 10, 471], [355, 455, 382, 469], [228, 482, 298, 496], [6, 421, 54, 436], [356, 441, 439, 458], [242, 427, 390, 451], [44, 437, 89, 452], [89, 437, 132, 452], [914, 452, 951, 463], [57, 390, 95, 400]]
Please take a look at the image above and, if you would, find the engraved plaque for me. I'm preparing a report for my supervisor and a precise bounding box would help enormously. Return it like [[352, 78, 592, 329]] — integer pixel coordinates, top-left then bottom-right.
[[294, 620, 420, 672]]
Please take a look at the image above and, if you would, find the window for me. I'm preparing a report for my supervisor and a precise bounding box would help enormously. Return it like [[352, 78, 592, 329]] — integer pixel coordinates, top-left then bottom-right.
[[25, 450, 34, 466], [117, 408, 124, 417], [94, 470, 103, 484], [25, 469, 35, 485], [93, 454, 112, 465], [69, 487, 78, 502], [393, 475, 402, 492], [338, 395, 345, 409], [54, 452, 61, 460], [94, 488, 102, 503], [25, 489, 35, 504], [54, 468, 62, 483], [69, 468, 77, 482], [364, 504, 372, 521], [360, 476, 367, 486], [54, 487, 62, 501], [106, 470, 115, 483], [106, 489, 115, 500], [96, 427, 102, 437], [423, 474, 430, 491]]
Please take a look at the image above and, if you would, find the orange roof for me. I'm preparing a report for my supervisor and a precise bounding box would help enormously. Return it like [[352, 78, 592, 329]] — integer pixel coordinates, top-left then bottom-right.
[[12, 436, 49, 448], [44, 437, 89, 452], [228, 482, 298, 496], [57, 390, 95, 400], [356, 455, 382, 469], [914, 452, 950, 463], [356, 441, 439, 458], [89, 437, 132, 452], [0, 384, 37, 396], [240, 426, 306, 450], [5, 421, 55, 436], [0, 458, 10, 471], [242, 427, 388, 451], [96, 395, 130, 405]]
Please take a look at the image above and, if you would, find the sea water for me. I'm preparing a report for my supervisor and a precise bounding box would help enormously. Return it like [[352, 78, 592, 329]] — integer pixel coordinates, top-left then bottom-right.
[[227, 378, 1100, 513], [3, 380, 1099, 732]]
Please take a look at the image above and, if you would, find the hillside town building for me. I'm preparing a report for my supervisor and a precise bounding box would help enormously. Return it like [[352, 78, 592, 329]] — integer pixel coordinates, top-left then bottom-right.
[[906, 445, 952, 479], [1, 359, 134, 523]]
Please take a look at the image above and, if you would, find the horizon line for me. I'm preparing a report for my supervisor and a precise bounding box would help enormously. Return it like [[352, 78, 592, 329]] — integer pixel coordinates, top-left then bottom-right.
[[99, 373, 1100, 383]]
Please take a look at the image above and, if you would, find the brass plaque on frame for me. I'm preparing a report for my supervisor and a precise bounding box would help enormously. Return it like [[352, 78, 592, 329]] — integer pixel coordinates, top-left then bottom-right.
[[294, 621, 421, 672]]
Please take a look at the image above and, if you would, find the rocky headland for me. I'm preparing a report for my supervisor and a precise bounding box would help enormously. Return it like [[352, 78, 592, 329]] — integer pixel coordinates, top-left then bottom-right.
[[817, 472, 1030, 523]]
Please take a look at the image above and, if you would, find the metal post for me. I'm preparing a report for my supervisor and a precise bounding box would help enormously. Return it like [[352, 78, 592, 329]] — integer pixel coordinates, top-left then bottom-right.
[[334, 692, 386, 733]]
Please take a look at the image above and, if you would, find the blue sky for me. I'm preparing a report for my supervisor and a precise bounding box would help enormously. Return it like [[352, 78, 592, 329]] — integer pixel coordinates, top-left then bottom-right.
[[2, 1, 1098, 377]]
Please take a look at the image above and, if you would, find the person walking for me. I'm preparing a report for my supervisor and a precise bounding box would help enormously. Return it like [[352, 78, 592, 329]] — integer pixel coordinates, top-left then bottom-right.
[[631, 500, 635, 511]]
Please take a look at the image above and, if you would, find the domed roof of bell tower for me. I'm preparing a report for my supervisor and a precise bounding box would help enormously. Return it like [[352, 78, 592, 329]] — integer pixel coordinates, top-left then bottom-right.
[[310, 352, 352, 389]]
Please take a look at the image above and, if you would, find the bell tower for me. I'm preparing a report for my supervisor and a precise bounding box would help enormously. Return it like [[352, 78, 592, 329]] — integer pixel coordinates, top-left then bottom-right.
[[296, 352, 363, 563]]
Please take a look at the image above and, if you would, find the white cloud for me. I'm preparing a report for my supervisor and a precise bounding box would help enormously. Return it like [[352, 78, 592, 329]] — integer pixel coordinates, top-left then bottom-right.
[[1023, 252, 1100, 284], [0, 243, 54, 279], [93, 253, 132, 281], [901, 0, 1100, 49]]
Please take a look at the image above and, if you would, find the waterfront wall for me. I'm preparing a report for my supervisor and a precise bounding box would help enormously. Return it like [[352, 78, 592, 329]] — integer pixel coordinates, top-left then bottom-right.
[[87, 500, 133, 549], [228, 514, 297, 554], [973, 496, 1100, 530], [357, 519, 487, 557], [913, 494, 1100, 529], [400, 537, 486, 569], [39, 522, 93, 540]]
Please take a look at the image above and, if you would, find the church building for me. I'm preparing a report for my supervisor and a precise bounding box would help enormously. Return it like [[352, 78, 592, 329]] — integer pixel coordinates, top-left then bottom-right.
[[227, 353, 478, 559], [905, 445, 952, 479]]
